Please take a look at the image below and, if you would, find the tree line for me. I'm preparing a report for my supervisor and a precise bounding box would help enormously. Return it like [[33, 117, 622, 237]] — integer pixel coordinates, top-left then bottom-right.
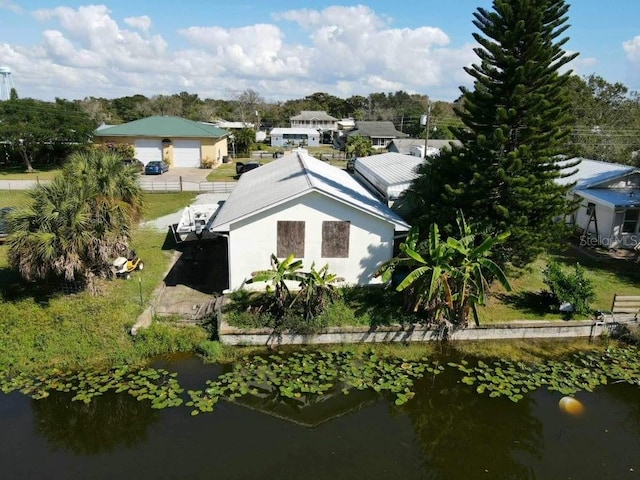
[[1, 71, 639, 171]]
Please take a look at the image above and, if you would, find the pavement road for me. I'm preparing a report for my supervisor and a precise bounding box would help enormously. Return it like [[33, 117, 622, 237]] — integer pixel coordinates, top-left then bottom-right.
[[0, 168, 223, 191]]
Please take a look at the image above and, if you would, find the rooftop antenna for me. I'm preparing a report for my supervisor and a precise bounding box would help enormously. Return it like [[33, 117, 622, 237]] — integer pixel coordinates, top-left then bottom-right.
[[0, 66, 15, 101]]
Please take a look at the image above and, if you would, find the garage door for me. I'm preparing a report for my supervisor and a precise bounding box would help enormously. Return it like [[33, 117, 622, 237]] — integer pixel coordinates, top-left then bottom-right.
[[173, 139, 202, 168], [134, 139, 163, 165]]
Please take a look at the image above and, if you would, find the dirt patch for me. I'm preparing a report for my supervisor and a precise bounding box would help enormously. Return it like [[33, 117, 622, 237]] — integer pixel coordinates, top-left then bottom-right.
[[152, 237, 229, 320]]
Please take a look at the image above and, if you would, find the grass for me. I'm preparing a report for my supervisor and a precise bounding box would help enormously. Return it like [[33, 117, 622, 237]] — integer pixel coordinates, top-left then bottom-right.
[[0, 164, 62, 180], [0, 193, 210, 375], [0, 191, 30, 208], [206, 162, 240, 182], [478, 246, 640, 323], [141, 192, 197, 221]]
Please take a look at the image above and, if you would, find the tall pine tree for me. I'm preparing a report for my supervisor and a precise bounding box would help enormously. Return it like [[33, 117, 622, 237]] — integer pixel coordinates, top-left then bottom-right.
[[407, 0, 579, 266]]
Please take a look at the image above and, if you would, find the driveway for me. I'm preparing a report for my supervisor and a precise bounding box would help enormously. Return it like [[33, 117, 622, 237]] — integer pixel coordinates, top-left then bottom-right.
[[139, 167, 225, 192]]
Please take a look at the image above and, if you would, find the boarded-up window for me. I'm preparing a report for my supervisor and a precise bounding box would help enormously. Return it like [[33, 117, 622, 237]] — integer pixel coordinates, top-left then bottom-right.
[[322, 221, 350, 258], [277, 221, 305, 258]]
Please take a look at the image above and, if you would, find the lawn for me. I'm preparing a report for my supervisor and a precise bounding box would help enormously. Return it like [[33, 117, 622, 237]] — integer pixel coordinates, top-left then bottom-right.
[[0, 192, 208, 374], [0, 164, 61, 180], [141, 192, 197, 221], [478, 246, 640, 323], [0, 191, 30, 207]]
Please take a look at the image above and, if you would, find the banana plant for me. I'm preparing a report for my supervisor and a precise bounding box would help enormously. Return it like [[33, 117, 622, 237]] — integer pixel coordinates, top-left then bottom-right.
[[248, 253, 304, 316], [377, 212, 511, 327], [294, 262, 343, 321]]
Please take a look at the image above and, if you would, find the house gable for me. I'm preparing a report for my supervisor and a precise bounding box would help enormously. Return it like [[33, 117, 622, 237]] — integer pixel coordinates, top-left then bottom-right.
[[226, 190, 399, 289]]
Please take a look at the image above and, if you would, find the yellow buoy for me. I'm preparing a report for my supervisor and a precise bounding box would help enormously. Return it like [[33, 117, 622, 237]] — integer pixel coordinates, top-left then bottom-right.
[[559, 396, 585, 415]]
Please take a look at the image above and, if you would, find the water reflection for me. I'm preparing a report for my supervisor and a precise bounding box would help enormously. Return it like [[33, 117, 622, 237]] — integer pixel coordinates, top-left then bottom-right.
[[32, 391, 160, 454], [233, 384, 378, 428], [395, 369, 542, 480], [0, 351, 638, 479]]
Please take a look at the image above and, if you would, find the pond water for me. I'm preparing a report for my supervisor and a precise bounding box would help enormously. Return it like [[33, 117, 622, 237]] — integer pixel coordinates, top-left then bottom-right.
[[1, 351, 639, 480]]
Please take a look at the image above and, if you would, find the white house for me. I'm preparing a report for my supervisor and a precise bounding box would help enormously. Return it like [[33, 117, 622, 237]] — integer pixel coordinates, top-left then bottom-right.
[[270, 128, 320, 147], [209, 149, 410, 291], [290, 111, 338, 132], [559, 157, 640, 249]]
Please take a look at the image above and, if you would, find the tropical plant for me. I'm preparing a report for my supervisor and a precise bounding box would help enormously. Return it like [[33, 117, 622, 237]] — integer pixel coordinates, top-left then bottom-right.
[[233, 128, 255, 155], [377, 213, 511, 328], [345, 135, 373, 157], [294, 262, 342, 321], [6, 150, 143, 290], [247, 253, 304, 316]]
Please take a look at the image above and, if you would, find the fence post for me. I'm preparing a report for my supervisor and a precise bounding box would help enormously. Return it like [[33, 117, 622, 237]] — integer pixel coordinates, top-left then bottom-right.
[[179, 176, 183, 192]]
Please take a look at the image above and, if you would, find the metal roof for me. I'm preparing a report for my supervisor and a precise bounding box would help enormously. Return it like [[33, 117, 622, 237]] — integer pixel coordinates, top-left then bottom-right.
[[210, 149, 410, 232], [290, 110, 339, 121], [94, 116, 229, 138], [388, 138, 462, 154], [270, 128, 320, 135], [347, 121, 408, 139], [354, 153, 425, 187], [576, 188, 640, 209], [556, 157, 636, 188]]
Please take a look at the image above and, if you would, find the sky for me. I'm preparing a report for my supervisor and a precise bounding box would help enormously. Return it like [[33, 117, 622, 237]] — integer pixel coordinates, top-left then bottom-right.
[[0, 0, 639, 103]]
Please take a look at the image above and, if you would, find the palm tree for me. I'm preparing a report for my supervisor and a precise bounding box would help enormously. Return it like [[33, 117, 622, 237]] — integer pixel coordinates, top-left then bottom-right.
[[6, 149, 144, 290], [345, 135, 373, 158], [63, 149, 144, 220], [377, 213, 511, 328]]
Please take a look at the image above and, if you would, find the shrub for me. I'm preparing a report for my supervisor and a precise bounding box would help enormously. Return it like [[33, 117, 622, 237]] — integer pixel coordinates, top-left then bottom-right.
[[201, 157, 215, 169], [542, 261, 595, 316]]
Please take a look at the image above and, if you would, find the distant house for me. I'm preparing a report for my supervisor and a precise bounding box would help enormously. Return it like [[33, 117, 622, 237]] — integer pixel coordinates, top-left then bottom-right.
[[388, 138, 462, 157], [94, 116, 230, 168], [209, 149, 410, 290], [290, 111, 338, 132], [337, 118, 356, 131], [210, 120, 255, 130], [559, 158, 640, 249], [270, 128, 320, 147], [352, 152, 425, 207], [346, 121, 408, 149]]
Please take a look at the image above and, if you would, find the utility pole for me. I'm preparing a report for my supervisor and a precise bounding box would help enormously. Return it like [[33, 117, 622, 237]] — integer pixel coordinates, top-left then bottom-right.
[[420, 102, 431, 159]]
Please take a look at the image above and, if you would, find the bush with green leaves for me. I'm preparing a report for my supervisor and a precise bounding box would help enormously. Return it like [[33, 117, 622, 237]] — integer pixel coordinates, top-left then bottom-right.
[[542, 261, 595, 316]]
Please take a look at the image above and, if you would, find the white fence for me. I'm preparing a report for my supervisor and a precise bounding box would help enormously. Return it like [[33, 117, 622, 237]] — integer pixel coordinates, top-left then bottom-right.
[[137, 179, 236, 193], [0, 178, 237, 194]]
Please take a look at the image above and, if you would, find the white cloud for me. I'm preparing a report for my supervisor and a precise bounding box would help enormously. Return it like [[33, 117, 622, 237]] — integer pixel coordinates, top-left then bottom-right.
[[7, 3, 475, 101], [0, 0, 22, 14], [124, 15, 151, 32], [623, 36, 640, 63]]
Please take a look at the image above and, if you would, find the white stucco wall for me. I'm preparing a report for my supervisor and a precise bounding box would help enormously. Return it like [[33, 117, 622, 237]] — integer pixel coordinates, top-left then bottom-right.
[[226, 191, 397, 290]]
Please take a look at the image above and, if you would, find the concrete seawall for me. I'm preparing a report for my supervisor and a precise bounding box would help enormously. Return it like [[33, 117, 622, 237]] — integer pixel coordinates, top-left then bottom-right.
[[218, 317, 630, 346]]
